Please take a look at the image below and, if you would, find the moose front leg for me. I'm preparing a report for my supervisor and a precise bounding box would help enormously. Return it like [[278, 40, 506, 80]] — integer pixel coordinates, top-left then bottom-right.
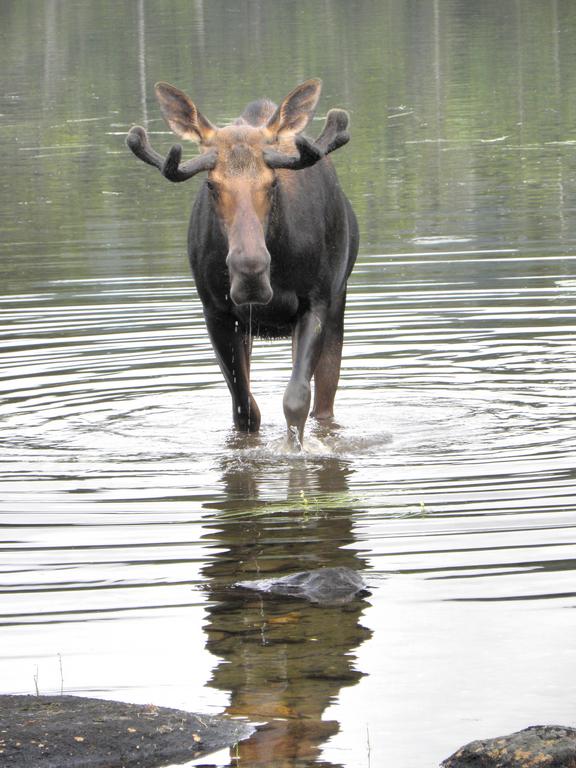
[[283, 308, 326, 446], [204, 313, 261, 432]]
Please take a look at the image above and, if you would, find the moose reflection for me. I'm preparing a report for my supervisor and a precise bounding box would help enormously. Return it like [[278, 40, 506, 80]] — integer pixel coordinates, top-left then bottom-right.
[[201, 451, 371, 767], [127, 80, 358, 446]]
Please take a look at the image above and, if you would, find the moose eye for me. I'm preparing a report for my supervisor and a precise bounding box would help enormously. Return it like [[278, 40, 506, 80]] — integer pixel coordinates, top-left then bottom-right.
[[205, 180, 218, 196]]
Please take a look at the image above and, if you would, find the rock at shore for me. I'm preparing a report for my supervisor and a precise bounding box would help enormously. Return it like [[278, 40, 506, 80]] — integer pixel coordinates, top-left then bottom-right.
[[0, 694, 254, 768], [441, 725, 576, 768]]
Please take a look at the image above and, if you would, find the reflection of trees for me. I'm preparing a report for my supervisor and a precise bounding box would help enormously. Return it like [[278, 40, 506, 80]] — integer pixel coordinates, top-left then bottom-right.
[[201, 451, 371, 768], [3, 0, 576, 274]]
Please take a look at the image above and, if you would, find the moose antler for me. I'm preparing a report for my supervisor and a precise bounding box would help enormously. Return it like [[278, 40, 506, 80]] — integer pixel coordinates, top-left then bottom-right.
[[126, 125, 217, 182], [263, 109, 351, 170]]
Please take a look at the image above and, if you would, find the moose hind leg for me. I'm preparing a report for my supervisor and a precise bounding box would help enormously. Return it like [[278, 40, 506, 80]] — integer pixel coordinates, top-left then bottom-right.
[[311, 294, 346, 420], [205, 314, 261, 432]]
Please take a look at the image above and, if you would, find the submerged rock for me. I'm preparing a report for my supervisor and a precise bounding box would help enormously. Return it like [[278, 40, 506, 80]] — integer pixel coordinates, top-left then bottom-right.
[[234, 566, 368, 605], [0, 694, 254, 768], [441, 725, 576, 768]]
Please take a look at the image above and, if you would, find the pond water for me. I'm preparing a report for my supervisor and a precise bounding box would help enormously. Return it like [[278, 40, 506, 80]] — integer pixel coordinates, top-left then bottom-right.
[[1, 1, 576, 766]]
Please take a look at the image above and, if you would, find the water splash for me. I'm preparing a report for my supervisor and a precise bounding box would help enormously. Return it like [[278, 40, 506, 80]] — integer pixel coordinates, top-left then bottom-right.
[[287, 425, 303, 452]]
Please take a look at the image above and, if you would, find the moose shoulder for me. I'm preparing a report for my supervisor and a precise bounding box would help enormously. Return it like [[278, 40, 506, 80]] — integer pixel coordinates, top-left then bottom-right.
[[127, 79, 358, 447]]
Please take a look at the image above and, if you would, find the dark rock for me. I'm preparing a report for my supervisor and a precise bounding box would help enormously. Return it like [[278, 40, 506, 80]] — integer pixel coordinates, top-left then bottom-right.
[[234, 566, 368, 605], [441, 725, 576, 768], [0, 694, 254, 768]]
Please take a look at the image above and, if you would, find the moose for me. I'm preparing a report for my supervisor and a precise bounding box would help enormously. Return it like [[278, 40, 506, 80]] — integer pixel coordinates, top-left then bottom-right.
[[127, 79, 358, 447]]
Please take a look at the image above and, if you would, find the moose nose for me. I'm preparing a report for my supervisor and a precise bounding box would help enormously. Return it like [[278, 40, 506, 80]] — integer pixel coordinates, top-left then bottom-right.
[[227, 248, 273, 306], [229, 273, 273, 306]]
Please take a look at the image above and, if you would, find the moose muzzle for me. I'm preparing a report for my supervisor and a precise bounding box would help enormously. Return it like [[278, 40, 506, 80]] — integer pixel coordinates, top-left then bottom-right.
[[227, 247, 273, 306]]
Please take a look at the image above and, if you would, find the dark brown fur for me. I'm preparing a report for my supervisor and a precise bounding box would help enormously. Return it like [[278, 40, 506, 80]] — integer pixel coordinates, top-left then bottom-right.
[[129, 80, 359, 445]]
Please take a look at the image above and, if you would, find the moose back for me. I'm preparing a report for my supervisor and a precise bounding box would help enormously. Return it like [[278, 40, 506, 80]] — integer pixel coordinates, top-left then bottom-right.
[[127, 79, 359, 446]]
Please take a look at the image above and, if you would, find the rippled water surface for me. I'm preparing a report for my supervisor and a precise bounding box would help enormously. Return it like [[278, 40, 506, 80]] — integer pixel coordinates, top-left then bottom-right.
[[2, 2, 576, 767]]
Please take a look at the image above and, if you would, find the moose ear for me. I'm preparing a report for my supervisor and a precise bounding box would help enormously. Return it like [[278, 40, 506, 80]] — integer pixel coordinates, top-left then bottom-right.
[[154, 82, 217, 144], [266, 78, 322, 137]]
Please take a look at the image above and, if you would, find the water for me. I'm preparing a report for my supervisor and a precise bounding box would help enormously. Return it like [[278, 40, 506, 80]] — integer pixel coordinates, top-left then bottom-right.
[[1, 1, 576, 766]]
